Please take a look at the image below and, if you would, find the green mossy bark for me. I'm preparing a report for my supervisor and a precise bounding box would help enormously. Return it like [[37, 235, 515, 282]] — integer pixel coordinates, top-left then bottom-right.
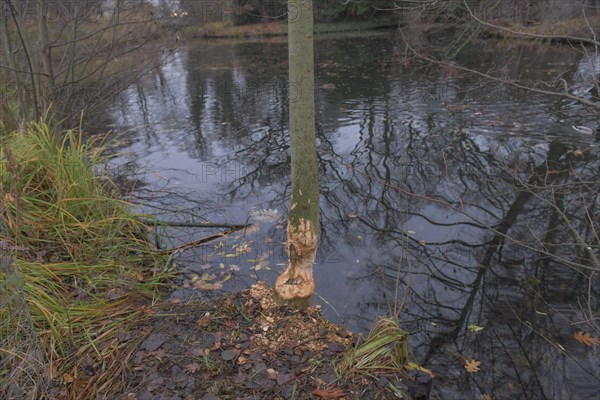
[[275, 0, 320, 300]]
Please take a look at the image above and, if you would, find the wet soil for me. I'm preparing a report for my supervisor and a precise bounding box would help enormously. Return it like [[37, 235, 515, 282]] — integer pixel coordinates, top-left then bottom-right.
[[122, 283, 430, 400]]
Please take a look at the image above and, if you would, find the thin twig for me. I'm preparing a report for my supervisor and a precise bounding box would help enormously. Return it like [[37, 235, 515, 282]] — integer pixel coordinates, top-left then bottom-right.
[[156, 226, 245, 255], [463, 0, 600, 47]]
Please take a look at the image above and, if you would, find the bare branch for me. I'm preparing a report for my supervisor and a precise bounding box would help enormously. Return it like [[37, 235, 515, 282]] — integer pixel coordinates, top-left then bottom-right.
[[463, 0, 600, 47], [399, 29, 600, 111]]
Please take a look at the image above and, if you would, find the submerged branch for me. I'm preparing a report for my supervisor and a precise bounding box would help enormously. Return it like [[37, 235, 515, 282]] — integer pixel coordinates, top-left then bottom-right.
[[156, 226, 246, 255], [140, 218, 249, 230]]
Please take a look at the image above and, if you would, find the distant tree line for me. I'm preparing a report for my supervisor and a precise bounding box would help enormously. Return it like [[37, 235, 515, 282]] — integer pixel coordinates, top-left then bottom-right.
[[171, 0, 600, 26], [173, 0, 398, 25], [0, 0, 165, 131]]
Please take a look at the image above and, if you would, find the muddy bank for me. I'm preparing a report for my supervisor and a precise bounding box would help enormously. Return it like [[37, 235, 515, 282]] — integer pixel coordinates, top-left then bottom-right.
[[120, 283, 430, 400]]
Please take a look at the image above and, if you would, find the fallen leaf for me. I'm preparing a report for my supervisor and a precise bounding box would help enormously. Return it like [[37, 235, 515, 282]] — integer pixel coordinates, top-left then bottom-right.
[[211, 332, 222, 350], [266, 368, 277, 379], [464, 359, 481, 373], [150, 349, 169, 360], [221, 349, 238, 361], [196, 312, 211, 329], [142, 333, 165, 352], [574, 331, 600, 346], [234, 371, 247, 384], [133, 271, 144, 281], [63, 373, 74, 384], [313, 386, 346, 399], [190, 347, 205, 357], [468, 324, 483, 332], [147, 377, 164, 393], [49, 364, 59, 380], [184, 363, 200, 374], [325, 342, 345, 353], [3, 193, 15, 203], [276, 373, 294, 385]]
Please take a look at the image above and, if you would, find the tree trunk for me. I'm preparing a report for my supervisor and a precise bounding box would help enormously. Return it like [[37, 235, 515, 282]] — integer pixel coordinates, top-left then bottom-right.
[[38, 0, 56, 96], [275, 0, 319, 300], [0, 12, 20, 128], [7, 0, 40, 120]]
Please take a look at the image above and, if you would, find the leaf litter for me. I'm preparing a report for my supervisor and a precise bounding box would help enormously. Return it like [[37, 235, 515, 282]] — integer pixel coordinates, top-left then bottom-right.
[[574, 331, 600, 346], [124, 282, 430, 399]]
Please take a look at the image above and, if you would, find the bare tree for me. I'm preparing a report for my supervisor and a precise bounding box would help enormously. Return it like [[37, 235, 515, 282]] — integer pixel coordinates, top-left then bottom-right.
[[0, 0, 168, 130]]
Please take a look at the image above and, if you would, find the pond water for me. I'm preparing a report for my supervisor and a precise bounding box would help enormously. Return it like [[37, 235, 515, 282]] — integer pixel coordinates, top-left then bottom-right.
[[104, 31, 600, 399]]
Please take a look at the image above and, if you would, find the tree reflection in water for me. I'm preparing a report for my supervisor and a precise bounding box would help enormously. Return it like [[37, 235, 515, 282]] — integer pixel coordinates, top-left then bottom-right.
[[108, 33, 599, 399]]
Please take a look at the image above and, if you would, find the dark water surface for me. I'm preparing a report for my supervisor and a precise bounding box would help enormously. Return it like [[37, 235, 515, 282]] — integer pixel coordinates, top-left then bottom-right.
[[105, 32, 600, 399]]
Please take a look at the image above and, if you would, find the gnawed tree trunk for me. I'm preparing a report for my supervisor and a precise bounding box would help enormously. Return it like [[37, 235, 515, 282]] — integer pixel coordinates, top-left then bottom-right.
[[275, 0, 319, 300]]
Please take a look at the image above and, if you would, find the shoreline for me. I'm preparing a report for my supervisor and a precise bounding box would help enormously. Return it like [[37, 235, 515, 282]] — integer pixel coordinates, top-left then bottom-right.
[[183, 16, 401, 39]]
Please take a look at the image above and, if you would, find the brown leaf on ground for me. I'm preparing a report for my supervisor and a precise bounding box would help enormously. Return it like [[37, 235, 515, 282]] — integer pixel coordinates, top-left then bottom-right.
[[49, 364, 59, 380], [147, 377, 164, 393], [143, 333, 165, 352], [574, 331, 600, 346], [190, 346, 205, 357], [211, 331, 223, 350], [196, 312, 211, 329], [184, 363, 200, 374], [313, 386, 346, 399], [464, 359, 481, 373], [221, 349, 238, 361]]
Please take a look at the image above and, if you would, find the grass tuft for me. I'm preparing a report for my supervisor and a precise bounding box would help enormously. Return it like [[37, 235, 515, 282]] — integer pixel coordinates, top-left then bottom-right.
[[338, 316, 409, 377], [0, 121, 171, 398]]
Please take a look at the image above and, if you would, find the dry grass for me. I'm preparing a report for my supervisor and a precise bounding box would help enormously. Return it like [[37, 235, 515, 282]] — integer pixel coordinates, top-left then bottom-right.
[[338, 316, 409, 377], [0, 121, 171, 399]]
